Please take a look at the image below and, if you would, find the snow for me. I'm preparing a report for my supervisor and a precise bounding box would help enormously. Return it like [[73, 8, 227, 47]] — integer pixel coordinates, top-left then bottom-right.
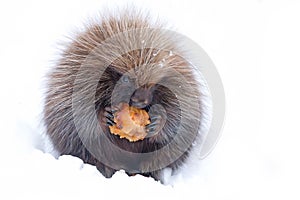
[[1, 0, 300, 199]]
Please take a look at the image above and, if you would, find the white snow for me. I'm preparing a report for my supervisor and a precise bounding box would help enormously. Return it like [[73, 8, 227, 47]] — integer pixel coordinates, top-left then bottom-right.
[[1, 0, 300, 199]]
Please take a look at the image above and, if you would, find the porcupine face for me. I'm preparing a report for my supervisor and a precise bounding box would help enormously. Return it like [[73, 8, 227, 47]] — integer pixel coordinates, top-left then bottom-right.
[[103, 70, 152, 108], [101, 67, 159, 110]]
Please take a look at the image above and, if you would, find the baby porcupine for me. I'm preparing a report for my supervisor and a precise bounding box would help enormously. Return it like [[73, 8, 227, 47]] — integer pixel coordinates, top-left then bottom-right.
[[44, 8, 202, 182]]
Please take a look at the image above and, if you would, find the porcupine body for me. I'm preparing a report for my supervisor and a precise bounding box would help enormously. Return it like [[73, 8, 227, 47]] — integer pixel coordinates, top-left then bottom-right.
[[44, 9, 202, 182]]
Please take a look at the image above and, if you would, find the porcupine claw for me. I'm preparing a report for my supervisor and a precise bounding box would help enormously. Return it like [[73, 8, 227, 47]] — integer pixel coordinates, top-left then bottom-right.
[[103, 103, 126, 126], [103, 106, 118, 126]]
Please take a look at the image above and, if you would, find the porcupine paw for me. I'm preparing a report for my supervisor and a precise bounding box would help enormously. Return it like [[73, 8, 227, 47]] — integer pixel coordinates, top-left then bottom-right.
[[146, 106, 167, 137], [96, 163, 116, 178], [146, 114, 162, 137], [103, 105, 120, 126]]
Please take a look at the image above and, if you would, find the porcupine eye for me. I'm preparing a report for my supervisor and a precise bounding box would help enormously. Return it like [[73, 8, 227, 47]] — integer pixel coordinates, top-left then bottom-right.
[[121, 75, 129, 83], [119, 75, 134, 90], [111, 74, 136, 105]]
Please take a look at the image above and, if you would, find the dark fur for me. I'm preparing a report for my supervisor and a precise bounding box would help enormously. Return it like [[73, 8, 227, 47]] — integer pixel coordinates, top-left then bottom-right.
[[44, 9, 202, 182]]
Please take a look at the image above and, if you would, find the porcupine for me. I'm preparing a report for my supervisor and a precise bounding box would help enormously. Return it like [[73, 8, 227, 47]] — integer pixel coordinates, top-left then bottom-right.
[[44, 8, 202, 182]]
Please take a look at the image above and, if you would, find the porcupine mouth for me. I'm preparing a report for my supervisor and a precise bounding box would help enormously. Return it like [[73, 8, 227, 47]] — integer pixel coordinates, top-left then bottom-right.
[[129, 100, 151, 111]]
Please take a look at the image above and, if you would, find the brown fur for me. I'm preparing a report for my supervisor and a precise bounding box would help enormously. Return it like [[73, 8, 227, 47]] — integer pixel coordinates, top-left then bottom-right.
[[44, 9, 202, 182]]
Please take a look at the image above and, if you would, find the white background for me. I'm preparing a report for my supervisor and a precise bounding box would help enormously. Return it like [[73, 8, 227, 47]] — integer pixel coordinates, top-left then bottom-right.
[[0, 0, 299, 199]]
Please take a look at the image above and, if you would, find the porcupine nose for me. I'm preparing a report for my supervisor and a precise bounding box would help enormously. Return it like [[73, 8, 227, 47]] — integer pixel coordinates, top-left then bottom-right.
[[130, 87, 151, 108]]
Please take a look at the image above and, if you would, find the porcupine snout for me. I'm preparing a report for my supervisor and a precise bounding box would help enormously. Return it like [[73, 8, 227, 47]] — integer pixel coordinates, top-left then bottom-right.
[[129, 86, 153, 109]]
